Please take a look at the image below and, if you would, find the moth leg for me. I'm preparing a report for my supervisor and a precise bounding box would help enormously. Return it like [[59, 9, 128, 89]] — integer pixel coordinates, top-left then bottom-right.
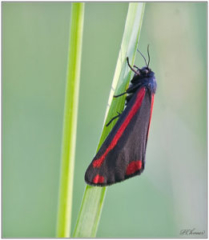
[[114, 92, 126, 98], [126, 82, 142, 94], [114, 58, 141, 98], [133, 65, 140, 72], [113, 81, 141, 98], [106, 112, 121, 127], [127, 57, 140, 75], [125, 94, 133, 104]]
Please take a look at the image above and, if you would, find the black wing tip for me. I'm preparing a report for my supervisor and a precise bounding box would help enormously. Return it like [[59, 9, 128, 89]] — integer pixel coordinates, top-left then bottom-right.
[[84, 173, 102, 187], [84, 175, 137, 187], [84, 174, 108, 187], [84, 178, 107, 187], [85, 174, 113, 187], [84, 164, 145, 187], [85, 181, 107, 187]]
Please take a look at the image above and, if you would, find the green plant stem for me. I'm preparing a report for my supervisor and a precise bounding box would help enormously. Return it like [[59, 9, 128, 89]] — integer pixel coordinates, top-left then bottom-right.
[[73, 3, 145, 238], [56, 3, 84, 238]]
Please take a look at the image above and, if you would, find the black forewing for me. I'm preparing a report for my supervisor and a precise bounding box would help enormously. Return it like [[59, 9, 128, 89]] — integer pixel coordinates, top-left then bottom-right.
[[85, 88, 152, 186]]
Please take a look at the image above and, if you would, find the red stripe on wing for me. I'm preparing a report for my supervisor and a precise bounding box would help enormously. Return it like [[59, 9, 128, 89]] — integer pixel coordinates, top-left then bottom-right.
[[147, 94, 155, 137], [93, 87, 146, 168]]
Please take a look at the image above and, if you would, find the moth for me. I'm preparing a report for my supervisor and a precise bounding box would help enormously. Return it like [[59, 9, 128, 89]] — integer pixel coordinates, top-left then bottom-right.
[[85, 47, 157, 186]]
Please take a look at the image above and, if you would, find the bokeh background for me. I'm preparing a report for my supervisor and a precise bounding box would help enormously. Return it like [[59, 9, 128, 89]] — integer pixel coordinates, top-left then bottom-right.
[[2, 2, 207, 238]]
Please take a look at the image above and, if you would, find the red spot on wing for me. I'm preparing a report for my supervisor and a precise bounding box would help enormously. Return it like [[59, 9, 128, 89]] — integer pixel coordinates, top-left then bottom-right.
[[93, 174, 105, 184], [93, 87, 146, 168], [126, 160, 142, 175]]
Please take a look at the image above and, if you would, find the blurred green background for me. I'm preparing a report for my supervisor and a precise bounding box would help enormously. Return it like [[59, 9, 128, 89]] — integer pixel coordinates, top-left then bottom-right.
[[2, 2, 207, 238]]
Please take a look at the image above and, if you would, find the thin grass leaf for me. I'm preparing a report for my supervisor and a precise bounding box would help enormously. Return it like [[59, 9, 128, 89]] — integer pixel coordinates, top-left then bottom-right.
[[56, 3, 85, 238], [73, 3, 145, 238]]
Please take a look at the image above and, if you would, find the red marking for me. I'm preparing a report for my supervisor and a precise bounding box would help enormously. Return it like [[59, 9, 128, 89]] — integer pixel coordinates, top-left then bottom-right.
[[147, 94, 155, 137], [93, 88, 146, 168], [126, 160, 142, 175], [93, 174, 105, 184]]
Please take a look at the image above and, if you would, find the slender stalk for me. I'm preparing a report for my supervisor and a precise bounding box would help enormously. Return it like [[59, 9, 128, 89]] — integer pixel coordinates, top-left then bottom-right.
[[56, 3, 84, 238], [73, 3, 145, 238]]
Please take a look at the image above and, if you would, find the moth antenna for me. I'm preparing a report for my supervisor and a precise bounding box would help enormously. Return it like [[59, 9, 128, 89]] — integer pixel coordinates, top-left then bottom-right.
[[137, 49, 148, 67], [147, 44, 150, 68]]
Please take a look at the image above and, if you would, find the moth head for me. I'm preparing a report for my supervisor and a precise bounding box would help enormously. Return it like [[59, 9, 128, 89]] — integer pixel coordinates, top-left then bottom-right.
[[140, 67, 152, 77]]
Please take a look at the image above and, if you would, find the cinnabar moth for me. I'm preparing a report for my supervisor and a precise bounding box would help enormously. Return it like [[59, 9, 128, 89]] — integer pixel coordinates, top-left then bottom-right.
[[85, 46, 157, 186]]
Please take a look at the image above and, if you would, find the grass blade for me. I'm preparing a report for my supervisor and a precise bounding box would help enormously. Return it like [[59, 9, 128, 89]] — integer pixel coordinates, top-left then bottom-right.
[[56, 3, 84, 238], [73, 3, 145, 238]]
